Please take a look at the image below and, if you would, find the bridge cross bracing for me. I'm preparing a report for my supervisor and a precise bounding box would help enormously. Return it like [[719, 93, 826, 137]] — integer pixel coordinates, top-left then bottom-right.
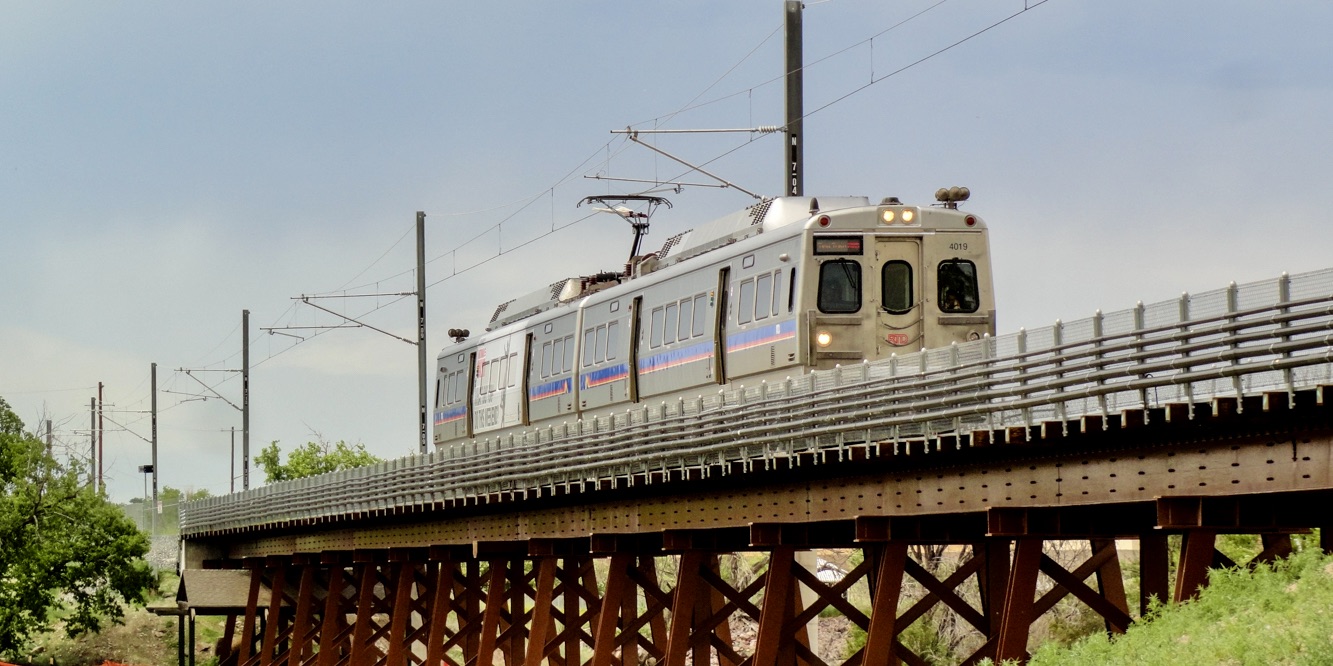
[[181, 268, 1333, 665]]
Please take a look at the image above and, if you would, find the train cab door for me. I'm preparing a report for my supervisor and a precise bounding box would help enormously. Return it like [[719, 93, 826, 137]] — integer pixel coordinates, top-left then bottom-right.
[[873, 238, 924, 354]]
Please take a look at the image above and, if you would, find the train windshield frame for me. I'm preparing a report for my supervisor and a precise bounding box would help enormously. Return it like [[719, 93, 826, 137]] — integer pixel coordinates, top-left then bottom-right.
[[938, 259, 980, 313], [817, 259, 862, 314]]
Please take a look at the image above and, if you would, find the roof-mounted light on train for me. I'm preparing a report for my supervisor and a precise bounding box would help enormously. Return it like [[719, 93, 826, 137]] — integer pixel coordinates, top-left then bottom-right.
[[935, 186, 971, 209], [448, 328, 470, 342]]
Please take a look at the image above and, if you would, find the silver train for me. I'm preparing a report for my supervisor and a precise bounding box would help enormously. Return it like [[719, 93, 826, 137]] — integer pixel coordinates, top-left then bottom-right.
[[433, 192, 996, 446]]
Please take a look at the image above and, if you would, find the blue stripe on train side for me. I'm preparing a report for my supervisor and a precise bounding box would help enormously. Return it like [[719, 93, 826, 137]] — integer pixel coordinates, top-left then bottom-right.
[[581, 363, 629, 389], [529, 377, 572, 401], [726, 318, 797, 352], [433, 404, 467, 426], [638, 341, 714, 374]]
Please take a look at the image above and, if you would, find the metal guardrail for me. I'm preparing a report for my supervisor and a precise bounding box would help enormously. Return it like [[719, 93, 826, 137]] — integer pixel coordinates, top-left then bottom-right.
[[182, 269, 1333, 536]]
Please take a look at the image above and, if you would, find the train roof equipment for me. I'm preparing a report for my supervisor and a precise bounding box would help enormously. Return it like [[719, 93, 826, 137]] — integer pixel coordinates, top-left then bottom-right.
[[483, 193, 971, 332]]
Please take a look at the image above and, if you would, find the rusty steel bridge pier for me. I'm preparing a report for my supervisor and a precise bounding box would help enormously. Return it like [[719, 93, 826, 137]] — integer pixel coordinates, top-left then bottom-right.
[[185, 384, 1333, 666]]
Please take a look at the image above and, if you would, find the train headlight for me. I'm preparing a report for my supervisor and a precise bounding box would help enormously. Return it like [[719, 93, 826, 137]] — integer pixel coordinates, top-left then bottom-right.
[[815, 330, 833, 347], [881, 209, 896, 224], [902, 209, 915, 223]]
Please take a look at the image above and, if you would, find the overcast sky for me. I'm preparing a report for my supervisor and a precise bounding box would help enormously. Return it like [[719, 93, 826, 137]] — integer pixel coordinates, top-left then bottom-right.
[[3, 1, 1330, 504]]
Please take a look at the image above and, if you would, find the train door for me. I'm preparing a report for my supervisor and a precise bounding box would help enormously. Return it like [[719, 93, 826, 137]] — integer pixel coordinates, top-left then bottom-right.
[[465, 351, 476, 438], [629, 296, 643, 402], [521, 332, 533, 425], [874, 238, 924, 354], [713, 266, 730, 384]]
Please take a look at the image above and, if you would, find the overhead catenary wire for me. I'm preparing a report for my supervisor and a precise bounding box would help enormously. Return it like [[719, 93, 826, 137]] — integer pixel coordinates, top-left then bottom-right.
[[95, 1, 1058, 490], [214, 0, 1058, 375]]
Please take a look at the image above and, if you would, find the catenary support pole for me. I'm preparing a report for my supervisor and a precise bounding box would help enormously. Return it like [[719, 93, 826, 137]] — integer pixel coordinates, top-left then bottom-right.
[[784, 0, 803, 196], [151, 362, 158, 537], [89, 398, 96, 487], [243, 309, 250, 490], [417, 211, 428, 454], [98, 380, 104, 490]]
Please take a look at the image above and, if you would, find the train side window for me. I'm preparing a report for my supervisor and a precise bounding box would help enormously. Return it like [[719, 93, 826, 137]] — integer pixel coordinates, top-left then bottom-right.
[[938, 259, 980, 313], [692, 294, 707, 337], [738, 278, 755, 324], [818, 260, 861, 313], [444, 373, 454, 405], [755, 273, 773, 321], [552, 340, 564, 376], [563, 336, 575, 373], [664, 303, 678, 345], [508, 353, 518, 387], [678, 297, 693, 341], [772, 271, 783, 317], [541, 342, 553, 378], [583, 329, 596, 367], [882, 261, 914, 314], [606, 321, 619, 360], [650, 307, 664, 348], [595, 325, 608, 363], [435, 378, 442, 408], [498, 355, 509, 389]]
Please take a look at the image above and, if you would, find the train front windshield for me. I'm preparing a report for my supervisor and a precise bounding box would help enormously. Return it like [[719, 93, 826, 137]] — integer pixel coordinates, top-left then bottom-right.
[[938, 259, 980, 313], [818, 260, 861, 313]]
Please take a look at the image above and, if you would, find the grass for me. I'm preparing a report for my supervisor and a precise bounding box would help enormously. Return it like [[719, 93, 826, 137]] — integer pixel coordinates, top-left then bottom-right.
[[1021, 547, 1333, 666]]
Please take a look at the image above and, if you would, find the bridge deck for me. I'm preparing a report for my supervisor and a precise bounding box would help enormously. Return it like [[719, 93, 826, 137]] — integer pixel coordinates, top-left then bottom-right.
[[187, 385, 1331, 560]]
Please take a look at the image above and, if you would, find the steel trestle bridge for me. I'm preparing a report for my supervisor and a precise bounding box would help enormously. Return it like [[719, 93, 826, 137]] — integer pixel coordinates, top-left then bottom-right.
[[181, 268, 1333, 666]]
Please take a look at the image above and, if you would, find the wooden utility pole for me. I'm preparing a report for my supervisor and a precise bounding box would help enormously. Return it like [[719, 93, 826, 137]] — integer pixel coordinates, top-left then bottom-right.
[[785, 0, 804, 196]]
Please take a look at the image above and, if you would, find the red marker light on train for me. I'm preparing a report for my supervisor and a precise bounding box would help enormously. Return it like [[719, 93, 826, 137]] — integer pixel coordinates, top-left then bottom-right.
[[965, 215, 977, 227], [817, 215, 831, 227]]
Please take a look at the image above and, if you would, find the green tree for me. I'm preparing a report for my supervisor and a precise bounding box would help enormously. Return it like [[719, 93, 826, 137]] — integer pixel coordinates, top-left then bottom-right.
[[0, 396, 155, 656], [160, 485, 211, 504], [255, 438, 383, 482]]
